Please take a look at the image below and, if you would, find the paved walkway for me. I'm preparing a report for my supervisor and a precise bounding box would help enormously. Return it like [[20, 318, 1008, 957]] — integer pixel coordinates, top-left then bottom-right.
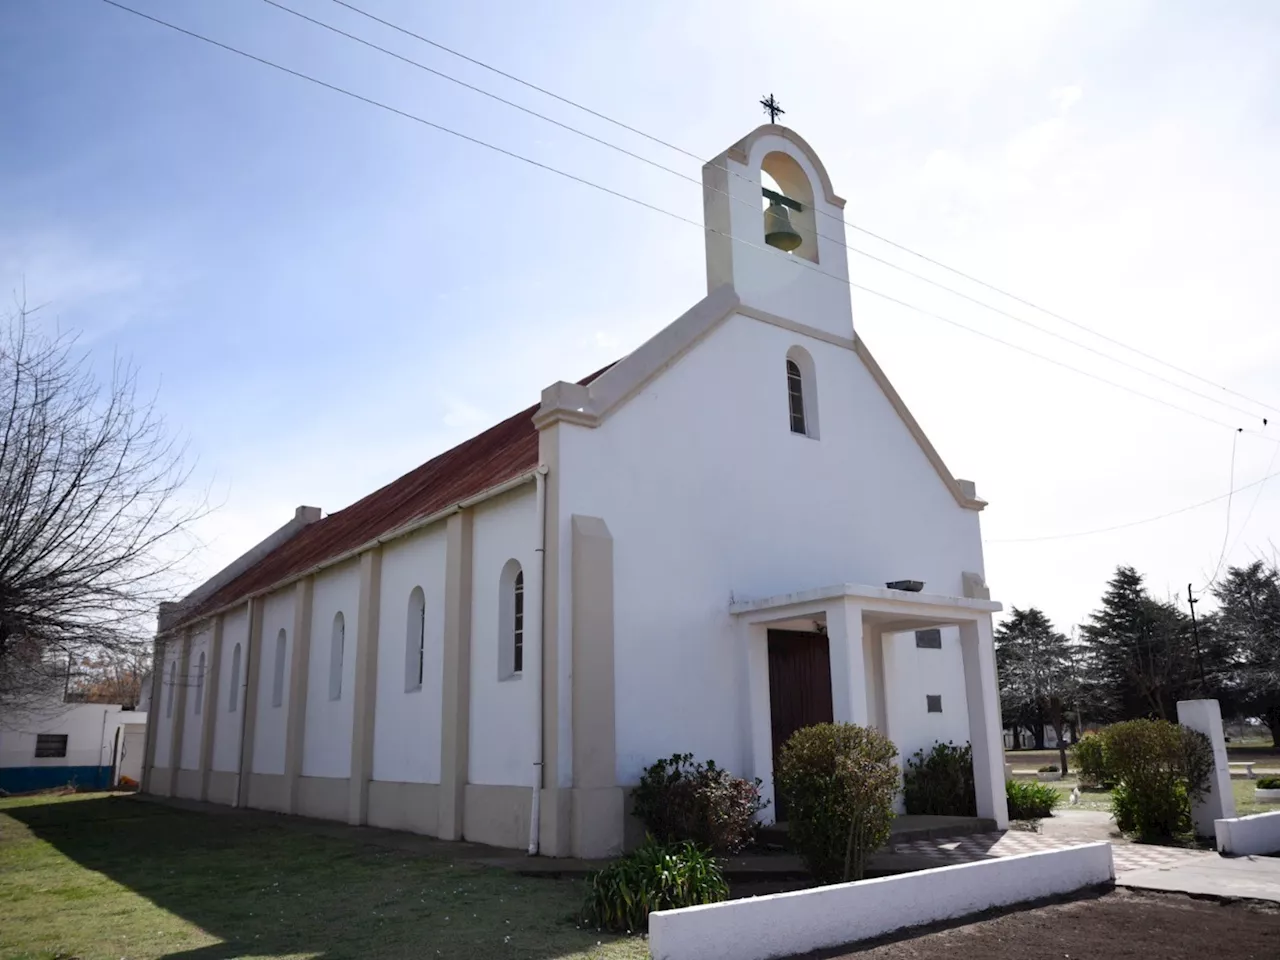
[[890, 810, 1216, 875], [1119, 855, 1280, 903]]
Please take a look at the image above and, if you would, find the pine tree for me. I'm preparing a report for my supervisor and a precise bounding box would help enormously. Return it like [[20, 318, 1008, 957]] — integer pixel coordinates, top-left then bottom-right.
[[1080, 565, 1200, 721], [1213, 560, 1280, 748], [995, 607, 1078, 772]]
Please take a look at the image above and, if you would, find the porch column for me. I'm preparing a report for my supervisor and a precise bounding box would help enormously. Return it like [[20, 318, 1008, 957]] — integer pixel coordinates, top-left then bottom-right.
[[959, 615, 1009, 828], [744, 622, 774, 820], [862, 625, 887, 734], [825, 599, 868, 726]]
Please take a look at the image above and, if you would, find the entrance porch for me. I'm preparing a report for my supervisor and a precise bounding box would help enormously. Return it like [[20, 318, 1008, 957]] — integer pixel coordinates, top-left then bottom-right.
[[732, 582, 1009, 829]]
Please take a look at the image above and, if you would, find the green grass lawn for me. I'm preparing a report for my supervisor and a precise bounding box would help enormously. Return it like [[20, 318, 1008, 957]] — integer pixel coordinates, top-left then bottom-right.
[[0, 792, 645, 960], [1047, 777, 1279, 818]]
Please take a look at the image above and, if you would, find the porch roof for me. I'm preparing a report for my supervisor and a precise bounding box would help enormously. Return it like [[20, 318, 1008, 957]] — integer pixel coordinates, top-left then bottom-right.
[[729, 582, 1002, 625]]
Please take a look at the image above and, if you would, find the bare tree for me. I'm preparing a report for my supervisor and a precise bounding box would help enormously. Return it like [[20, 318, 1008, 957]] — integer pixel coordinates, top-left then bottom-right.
[[0, 302, 201, 712]]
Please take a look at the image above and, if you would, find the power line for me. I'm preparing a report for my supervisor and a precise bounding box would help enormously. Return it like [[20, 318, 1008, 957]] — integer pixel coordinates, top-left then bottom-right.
[[99, 0, 1279, 445], [327, 0, 1280, 420], [1200, 429, 1242, 591], [261, 0, 1271, 426], [985, 466, 1280, 544], [1223, 438, 1280, 562]]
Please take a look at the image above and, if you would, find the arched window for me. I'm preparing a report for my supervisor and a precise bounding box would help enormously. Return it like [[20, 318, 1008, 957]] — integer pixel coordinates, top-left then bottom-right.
[[785, 345, 819, 439], [329, 612, 345, 701], [166, 660, 176, 718], [499, 560, 524, 680], [194, 652, 206, 715], [228, 643, 242, 712], [271, 629, 287, 708], [405, 587, 426, 692]]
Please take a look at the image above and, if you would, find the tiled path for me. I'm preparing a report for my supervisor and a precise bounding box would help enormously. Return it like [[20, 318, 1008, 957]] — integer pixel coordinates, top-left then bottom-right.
[[891, 819, 1215, 875]]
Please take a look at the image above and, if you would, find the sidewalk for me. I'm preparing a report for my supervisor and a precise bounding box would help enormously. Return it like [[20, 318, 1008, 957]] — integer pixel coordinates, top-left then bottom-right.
[[1118, 855, 1280, 903]]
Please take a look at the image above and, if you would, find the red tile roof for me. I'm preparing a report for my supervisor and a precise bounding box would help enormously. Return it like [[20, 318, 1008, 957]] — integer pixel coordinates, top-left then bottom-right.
[[178, 365, 611, 626]]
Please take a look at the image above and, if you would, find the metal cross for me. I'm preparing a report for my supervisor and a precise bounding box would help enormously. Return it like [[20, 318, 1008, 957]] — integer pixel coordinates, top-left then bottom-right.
[[760, 94, 784, 124]]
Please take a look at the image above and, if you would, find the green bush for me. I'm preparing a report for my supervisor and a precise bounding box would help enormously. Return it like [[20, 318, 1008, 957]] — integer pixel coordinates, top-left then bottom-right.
[[775, 723, 899, 885], [1006, 779, 1062, 819], [631, 753, 767, 854], [1257, 776, 1280, 790], [1101, 719, 1214, 841], [902, 741, 976, 817], [580, 837, 728, 933], [1070, 734, 1111, 788]]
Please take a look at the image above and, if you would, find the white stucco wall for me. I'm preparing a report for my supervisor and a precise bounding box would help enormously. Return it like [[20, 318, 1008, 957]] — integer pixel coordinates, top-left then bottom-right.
[[152, 640, 181, 768], [882, 627, 971, 764], [301, 560, 359, 779], [467, 488, 538, 787], [179, 625, 213, 770], [372, 525, 447, 784], [211, 606, 249, 773], [251, 588, 295, 776], [555, 312, 986, 785], [0, 701, 125, 770]]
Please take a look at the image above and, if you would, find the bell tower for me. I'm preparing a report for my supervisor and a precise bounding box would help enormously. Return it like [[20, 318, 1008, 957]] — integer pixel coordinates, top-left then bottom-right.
[[702, 113, 853, 339]]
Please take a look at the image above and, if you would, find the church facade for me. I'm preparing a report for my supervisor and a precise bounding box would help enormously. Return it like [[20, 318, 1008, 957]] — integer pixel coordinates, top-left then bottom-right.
[[142, 124, 1008, 857]]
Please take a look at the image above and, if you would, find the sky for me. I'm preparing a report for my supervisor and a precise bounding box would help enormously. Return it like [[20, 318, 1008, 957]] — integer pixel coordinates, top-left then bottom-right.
[[2, 0, 1279, 634]]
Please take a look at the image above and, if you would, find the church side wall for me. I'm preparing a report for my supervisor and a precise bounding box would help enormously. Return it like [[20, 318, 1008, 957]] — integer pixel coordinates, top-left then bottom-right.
[[556, 312, 986, 786], [250, 589, 294, 776], [467, 488, 538, 787], [211, 606, 249, 773], [151, 641, 180, 771], [371, 525, 448, 784], [301, 561, 360, 779], [178, 625, 213, 771]]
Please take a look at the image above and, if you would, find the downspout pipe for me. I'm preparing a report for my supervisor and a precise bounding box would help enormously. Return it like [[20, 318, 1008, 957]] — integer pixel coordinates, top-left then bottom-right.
[[528, 464, 549, 855]]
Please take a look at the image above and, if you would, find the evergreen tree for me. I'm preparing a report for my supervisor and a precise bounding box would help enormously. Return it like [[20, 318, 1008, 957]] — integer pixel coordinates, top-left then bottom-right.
[[995, 607, 1078, 771], [1213, 560, 1280, 748], [1080, 565, 1200, 720]]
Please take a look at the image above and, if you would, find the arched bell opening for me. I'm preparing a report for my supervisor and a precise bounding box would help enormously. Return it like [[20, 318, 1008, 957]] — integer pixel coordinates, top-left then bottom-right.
[[760, 151, 819, 264]]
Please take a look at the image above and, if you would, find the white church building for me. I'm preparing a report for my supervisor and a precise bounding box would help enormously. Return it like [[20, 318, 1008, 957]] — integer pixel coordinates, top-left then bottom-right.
[[142, 123, 1009, 857]]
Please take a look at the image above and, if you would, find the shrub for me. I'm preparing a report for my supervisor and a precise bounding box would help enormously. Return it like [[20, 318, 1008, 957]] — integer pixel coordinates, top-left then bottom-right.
[[1037, 764, 1059, 773], [902, 741, 976, 817], [1071, 734, 1111, 788], [1006, 779, 1062, 819], [775, 723, 899, 884], [1101, 719, 1213, 841], [1257, 776, 1280, 790], [631, 753, 766, 854], [581, 837, 728, 933]]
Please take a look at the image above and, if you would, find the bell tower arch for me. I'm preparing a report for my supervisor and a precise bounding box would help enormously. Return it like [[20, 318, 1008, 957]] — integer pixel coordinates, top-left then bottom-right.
[[703, 124, 853, 338]]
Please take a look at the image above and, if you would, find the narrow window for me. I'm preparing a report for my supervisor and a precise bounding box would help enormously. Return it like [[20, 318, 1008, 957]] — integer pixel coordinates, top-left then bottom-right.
[[35, 734, 68, 758], [228, 643, 242, 712], [513, 570, 524, 674], [166, 661, 176, 718], [272, 629, 287, 707], [329, 612, 345, 701], [194, 652, 206, 715], [915, 629, 942, 649], [926, 694, 943, 713], [406, 587, 426, 692], [499, 560, 524, 680], [786, 358, 806, 434]]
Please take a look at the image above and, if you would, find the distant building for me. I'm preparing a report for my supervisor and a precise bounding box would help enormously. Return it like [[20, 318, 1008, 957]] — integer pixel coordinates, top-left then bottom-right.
[[0, 696, 147, 793]]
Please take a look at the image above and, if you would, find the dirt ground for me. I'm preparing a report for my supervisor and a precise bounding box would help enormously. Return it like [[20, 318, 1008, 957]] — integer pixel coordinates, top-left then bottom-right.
[[797, 889, 1280, 959]]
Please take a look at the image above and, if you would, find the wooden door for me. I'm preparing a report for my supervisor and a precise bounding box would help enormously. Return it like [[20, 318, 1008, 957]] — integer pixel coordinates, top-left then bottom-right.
[[767, 629, 834, 821]]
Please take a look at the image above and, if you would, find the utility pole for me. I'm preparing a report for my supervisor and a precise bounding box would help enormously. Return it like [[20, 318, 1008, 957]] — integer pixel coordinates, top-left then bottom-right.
[[1187, 583, 1207, 688]]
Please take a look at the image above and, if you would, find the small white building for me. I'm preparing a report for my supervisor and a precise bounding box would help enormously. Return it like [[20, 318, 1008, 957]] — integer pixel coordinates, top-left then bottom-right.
[[0, 697, 147, 793], [142, 123, 1007, 856]]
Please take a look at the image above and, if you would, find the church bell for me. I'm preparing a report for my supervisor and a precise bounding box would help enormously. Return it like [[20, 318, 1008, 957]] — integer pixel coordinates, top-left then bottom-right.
[[763, 201, 804, 252]]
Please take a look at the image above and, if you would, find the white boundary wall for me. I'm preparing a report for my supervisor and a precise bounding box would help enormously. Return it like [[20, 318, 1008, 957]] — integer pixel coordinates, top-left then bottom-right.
[[1215, 811, 1280, 856], [648, 843, 1114, 960]]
